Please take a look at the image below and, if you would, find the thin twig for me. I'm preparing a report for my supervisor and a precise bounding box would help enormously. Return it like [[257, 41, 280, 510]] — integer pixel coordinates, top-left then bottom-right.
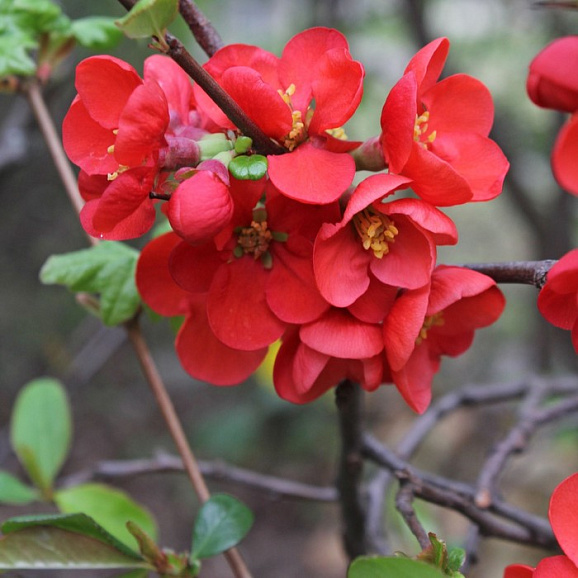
[[462, 260, 555, 288], [63, 454, 338, 502], [178, 0, 223, 57], [124, 318, 252, 578], [395, 482, 430, 549], [24, 82, 96, 246]]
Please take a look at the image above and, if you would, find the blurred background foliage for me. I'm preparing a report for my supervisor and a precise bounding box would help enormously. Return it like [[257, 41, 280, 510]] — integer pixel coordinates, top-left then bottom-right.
[[1, 0, 578, 576]]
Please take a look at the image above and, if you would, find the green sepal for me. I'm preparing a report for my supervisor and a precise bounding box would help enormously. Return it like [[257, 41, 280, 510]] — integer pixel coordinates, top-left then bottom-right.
[[228, 154, 268, 181], [348, 556, 448, 577]]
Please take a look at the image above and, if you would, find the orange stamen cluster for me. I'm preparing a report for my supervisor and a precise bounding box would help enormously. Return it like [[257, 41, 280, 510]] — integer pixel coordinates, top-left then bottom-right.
[[235, 220, 273, 259], [278, 83, 306, 150], [413, 111, 437, 149]]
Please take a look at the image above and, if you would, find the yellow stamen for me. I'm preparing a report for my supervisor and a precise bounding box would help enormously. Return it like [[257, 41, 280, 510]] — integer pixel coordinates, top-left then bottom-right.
[[326, 127, 348, 140], [352, 208, 399, 259], [416, 312, 445, 345], [107, 164, 130, 181], [414, 111, 437, 149], [278, 84, 307, 150]]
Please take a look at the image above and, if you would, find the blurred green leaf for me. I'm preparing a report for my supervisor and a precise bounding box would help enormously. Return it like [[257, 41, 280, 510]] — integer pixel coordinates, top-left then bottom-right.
[[71, 17, 123, 50], [447, 548, 466, 573], [228, 155, 268, 181], [40, 242, 141, 326], [0, 36, 36, 76], [0, 513, 148, 569], [0, 471, 39, 505], [115, 0, 178, 40], [192, 494, 254, 559], [55, 483, 157, 548], [10, 378, 72, 493], [348, 557, 448, 578]]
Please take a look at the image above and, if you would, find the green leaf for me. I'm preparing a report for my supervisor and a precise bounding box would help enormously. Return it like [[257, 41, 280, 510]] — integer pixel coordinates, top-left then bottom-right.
[[447, 548, 466, 573], [10, 378, 72, 493], [55, 483, 157, 549], [1, 513, 144, 561], [228, 155, 268, 181], [348, 557, 448, 578], [0, 35, 37, 76], [40, 241, 141, 326], [12, 0, 62, 32], [115, 0, 178, 40], [0, 514, 149, 569], [71, 17, 123, 50], [192, 494, 254, 560], [0, 471, 39, 505]]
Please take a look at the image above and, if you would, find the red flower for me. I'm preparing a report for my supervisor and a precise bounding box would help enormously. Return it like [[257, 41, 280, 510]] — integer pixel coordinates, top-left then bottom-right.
[[194, 27, 364, 204], [313, 173, 458, 307], [504, 473, 578, 577], [383, 266, 505, 413], [537, 249, 578, 353], [527, 37, 578, 113], [167, 182, 338, 352], [273, 313, 389, 404], [552, 114, 578, 196], [136, 232, 267, 385], [380, 38, 509, 206]]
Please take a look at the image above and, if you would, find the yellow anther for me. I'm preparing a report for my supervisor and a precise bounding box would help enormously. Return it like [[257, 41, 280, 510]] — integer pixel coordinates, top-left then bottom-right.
[[353, 208, 399, 259], [326, 127, 348, 140], [416, 312, 445, 345], [414, 111, 437, 149], [107, 164, 129, 181]]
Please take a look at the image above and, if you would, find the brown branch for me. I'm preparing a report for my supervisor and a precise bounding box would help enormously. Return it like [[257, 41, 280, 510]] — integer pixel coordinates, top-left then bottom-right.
[[178, 0, 223, 57], [64, 454, 338, 503], [395, 482, 430, 549], [336, 380, 368, 559], [462, 260, 556, 288]]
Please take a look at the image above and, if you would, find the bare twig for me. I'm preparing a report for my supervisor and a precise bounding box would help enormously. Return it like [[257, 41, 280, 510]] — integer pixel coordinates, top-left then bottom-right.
[[63, 454, 338, 502], [395, 482, 430, 549], [462, 260, 555, 288], [178, 0, 223, 57]]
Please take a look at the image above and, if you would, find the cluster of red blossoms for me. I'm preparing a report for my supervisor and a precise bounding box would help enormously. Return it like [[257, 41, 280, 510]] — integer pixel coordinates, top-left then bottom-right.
[[62, 28, 509, 413], [528, 37, 578, 354]]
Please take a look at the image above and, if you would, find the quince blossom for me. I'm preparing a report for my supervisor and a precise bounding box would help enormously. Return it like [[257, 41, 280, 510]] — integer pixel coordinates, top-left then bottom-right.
[[194, 27, 364, 204], [380, 37, 509, 206]]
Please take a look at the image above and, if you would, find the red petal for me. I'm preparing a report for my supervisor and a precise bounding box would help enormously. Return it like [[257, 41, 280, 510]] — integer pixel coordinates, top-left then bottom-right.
[[309, 48, 364, 134], [503, 565, 535, 578], [267, 238, 330, 324], [207, 258, 286, 350], [424, 74, 494, 137], [300, 309, 383, 359], [527, 37, 578, 112], [404, 37, 449, 96], [534, 556, 578, 578], [268, 142, 355, 204], [77, 171, 108, 202], [91, 168, 155, 233], [552, 115, 578, 196], [169, 240, 221, 294], [383, 283, 430, 371], [168, 171, 233, 245], [75, 56, 142, 129], [177, 302, 267, 386], [314, 223, 371, 307], [348, 276, 398, 324], [380, 72, 418, 173], [430, 133, 509, 202], [550, 473, 578, 567], [62, 98, 118, 175], [144, 55, 193, 126], [391, 343, 438, 414], [279, 27, 350, 113], [115, 81, 169, 167], [136, 232, 192, 317]]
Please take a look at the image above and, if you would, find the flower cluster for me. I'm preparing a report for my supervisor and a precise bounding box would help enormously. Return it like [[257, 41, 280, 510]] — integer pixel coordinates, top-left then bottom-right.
[[504, 472, 578, 577], [63, 28, 508, 413]]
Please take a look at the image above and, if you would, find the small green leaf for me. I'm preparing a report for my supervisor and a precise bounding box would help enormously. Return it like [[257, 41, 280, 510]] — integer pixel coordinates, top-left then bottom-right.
[[71, 17, 123, 50], [228, 155, 268, 181], [0, 35, 37, 76], [0, 471, 39, 505], [10, 378, 72, 493], [348, 557, 448, 578], [1, 513, 144, 561], [40, 242, 141, 326], [0, 514, 149, 569], [115, 0, 178, 40], [55, 483, 157, 549], [191, 494, 254, 560], [447, 548, 466, 573]]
